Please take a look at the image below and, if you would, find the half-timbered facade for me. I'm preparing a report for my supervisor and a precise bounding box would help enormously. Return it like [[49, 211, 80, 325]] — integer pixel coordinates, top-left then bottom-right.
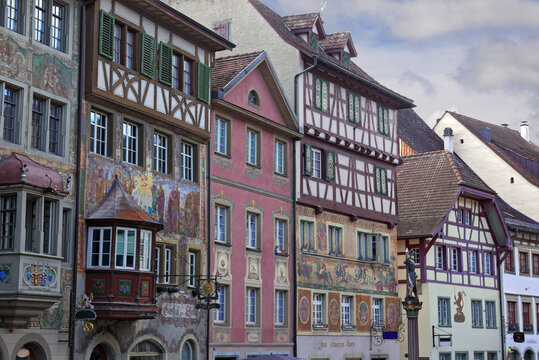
[[76, 1, 233, 359], [209, 51, 300, 359], [167, 1, 413, 358], [0, 0, 80, 358], [397, 149, 511, 360]]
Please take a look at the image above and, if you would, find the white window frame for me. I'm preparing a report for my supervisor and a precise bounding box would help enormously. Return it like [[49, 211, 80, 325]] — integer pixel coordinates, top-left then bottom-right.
[[246, 212, 259, 249], [246, 287, 258, 325], [471, 300, 483, 327], [438, 297, 451, 326], [436, 246, 445, 270], [312, 148, 322, 178], [181, 141, 194, 182], [485, 301, 496, 328], [275, 290, 285, 325], [214, 285, 226, 323], [275, 218, 286, 252], [155, 247, 161, 280], [88, 226, 112, 268], [313, 293, 325, 326], [115, 227, 136, 269], [469, 250, 478, 273], [188, 249, 197, 288], [341, 295, 353, 327], [122, 121, 139, 165], [163, 247, 171, 284], [300, 219, 314, 251], [372, 298, 383, 324], [90, 110, 108, 157], [214, 118, 228, 155], [452, 247, 460, 272], [328, 225, 342, 255], [246, 129, 259, 165], [139, 230, 152, 271], [153, 132, 168, 174], [274, 140, 286, 175], [214, 205, 228, 244], [484, 252, 492, 275]]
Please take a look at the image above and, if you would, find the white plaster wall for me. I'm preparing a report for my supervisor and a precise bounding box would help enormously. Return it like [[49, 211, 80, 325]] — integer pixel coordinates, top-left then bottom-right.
[[434, 113, 539, 221], [163, 0, 300, 104]]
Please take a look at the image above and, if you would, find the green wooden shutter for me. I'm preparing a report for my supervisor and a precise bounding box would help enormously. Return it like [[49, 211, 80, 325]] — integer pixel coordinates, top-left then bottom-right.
[[197, 62, 211, 103], [377, 105, 384, 134], [380, 168, 387, 195], [98, 10, 115, 60], [325, 150, 335, 182], [348, 92, 354, 123], [158, 42, 173, 86], [383, 108, 389, 136], [354, 95, 361, 126], [314, 77, 321, 110], [140, 33, 156, 79], [304, 143, 313, 176], [321, 80, 329, 112], [375, 167, 381, 194]]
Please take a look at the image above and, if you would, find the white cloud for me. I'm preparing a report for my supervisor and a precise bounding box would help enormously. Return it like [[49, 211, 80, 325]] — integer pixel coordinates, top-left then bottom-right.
[[400, 70, 437, 96]]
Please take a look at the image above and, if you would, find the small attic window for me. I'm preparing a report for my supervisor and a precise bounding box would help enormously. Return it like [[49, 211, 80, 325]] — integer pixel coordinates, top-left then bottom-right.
[[343, 52, 350, 66], [248, 90, 260, 108], [510, 177, 514, 184], [460, 139, 464, 144], [310, 33, 318, 50]]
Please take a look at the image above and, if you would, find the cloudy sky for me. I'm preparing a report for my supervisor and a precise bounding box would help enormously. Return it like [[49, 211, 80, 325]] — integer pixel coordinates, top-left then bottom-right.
[[265, 0, 539, 143]]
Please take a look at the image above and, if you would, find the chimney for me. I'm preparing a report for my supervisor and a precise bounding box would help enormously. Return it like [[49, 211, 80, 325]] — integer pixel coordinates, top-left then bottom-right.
[[444, 127, 454, 153], [520, 121, 530, 141]]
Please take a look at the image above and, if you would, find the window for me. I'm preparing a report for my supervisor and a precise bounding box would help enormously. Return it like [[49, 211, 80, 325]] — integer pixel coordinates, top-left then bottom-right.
[[274, 218, 287, 253], [519, 251, 529, 274], [314, 76, 328, 112], [214, 285, 227, 323], [34, 0, 67, 51], [457, 208, 463, 223], [122, 121, 140, 165], [436, 246, 445, 270], [181, 142, 195, 181], [440, 354, 451, 360], [24, 196, 59, 254], [328, 225, 342, 256], [153, 132, 168, 174], [130, 341, 164, 360], [275, 290, 286, 325], [214, 205, 229, 244], [532, 253, 539, 275], [522, 302, 531, 332], [358, 233, 388, 263], [372, 298, 383, 325], [246, 288, 258, 325], [377, 105, 389, 136], [246, 129, 259, 165], [484, 253, 492, 275], [139, 230, 151, 271], [181, 340, 197, 360], [380, 236, 389, 263], [313, 293, 325, 326], [163, 247, 172, 284], [409, 248, 420, 265], [1, 0, 23, 33], [31, 96, 65, 155], [246, 212, 260, 249], [347, 92, 361, 124], [170, 52, 196, 95], [341, 295, 353, 327], [487, 353, 497, 360], [61, 208, 72, 261], [248, 90, 259, 107], [213, 20, 230, 40], [312, 148, 322, 178], [375, 167, 388, 195], [89, 227, 112, 267], [214, 118, 229, 155], [112, 22, 138, 70], [300, 220, 314, 251], [469, 250, 478, 273], [183, 58, 193, 95], [464, 210, 471, 225], [474, 353, 484, 360], [188, 249, 199, 288], [438, 297, 450, 326], [455, 353, 468, 360], [452, 247, 461, 272], [155, 247, 160, 280], [0, 196, 16, 250], [2, 87, 21, 144], [485, 301, 496, 328], [471, 300, 482, 327], [357, 232, 368, 260], [505, 249, 514, 272], [115, 228, 136, 269], [274, 140, 286, 175], [90, 110, 109, 156], [507, 301, 517, 331]]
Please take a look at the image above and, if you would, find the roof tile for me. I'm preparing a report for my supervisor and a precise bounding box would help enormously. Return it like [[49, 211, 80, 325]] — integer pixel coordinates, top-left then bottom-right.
[[211, 52, 263, 90]]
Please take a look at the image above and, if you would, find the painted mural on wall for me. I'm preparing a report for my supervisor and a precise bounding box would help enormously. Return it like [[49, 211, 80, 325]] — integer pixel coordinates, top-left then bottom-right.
[[86, 157, 201, 238], [32, 53, 73, 98], [454, 290, 466, 323], [39, 269, 72, 330], [0, 34, 27, 79]]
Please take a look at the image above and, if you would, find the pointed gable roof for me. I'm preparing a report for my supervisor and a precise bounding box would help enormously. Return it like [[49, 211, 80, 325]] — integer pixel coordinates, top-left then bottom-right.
[[212, 51, 263, 90], [87, 177, 162, 228], [398, 108, 443, 154], [249, 0, 413, 109], [320, 32, 357, 57], [282, 12, 325, 37], [397, 150, 495, 238], [446, 111, 539, 186]]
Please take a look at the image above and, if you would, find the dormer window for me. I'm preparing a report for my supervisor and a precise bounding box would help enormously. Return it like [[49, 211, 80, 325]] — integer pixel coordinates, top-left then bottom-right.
[[343, 52, 350, 66], [248, 90, 259, 107], [310, 33, 318, 50]]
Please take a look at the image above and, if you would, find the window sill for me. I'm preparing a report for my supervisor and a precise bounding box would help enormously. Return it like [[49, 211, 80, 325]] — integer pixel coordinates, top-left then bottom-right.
[[472, 325, 484, 329], [438, 324, 452, 328], [246, 247, 262, 253], [214, 152, 231, 159], [486, 326, 497, 329], [274, 172, 288, 179], [214, 241, 232, 247], [246, 323, 261, 328], [245, 163, 261, 169], [274, 251, 289, 257], [302, 249, 316, 253], [312, 324, 328, 330], [213, 321, 229, 327], [342, 325, 356, 331], [274, 324, 288, 328]]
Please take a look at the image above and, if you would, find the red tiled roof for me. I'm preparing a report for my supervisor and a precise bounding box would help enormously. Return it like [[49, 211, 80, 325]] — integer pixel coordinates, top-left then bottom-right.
[[282, 13, 320, 31], [448, 112, 539, 186], [320, 32, 350, 51], [398, 108, 443, 154], [397, 150, 494, 238], [87, 177, 162, 228], [212, 52, 263, 90], [249, 0, 413, 108]]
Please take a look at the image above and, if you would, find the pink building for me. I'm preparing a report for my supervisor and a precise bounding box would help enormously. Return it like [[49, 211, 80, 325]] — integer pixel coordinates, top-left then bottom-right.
[[209, 52, 300, 359]]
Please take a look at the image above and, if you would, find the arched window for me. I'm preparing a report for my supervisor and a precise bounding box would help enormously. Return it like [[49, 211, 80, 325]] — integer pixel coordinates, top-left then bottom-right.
[[129, 340, 164, 360], [181, 340, 197, 360], [248, 90, 259, 107]]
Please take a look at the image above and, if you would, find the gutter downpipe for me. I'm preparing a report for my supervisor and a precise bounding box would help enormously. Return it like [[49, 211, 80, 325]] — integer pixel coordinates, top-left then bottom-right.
[[498, 251, 506, 360], [292, 55, 318, 357], [70, 1, 93, 358], [206, 136, 211, 360]]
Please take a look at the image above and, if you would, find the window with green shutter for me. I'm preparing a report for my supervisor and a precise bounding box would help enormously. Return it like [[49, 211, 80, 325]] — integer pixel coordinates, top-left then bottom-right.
[[314, 76, 329, 112], [304, 143, 313, 176], [377, 105, 389, 136], [310, 33, 318, 50], [140, 33, 156, 79], [348, 92, 361, 124], [197, 62, 211, 103], [98, 10, 115, 60], [375, 166, 387, 195], [158, 42, 173, 86], [325, 150, 335, 182]]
